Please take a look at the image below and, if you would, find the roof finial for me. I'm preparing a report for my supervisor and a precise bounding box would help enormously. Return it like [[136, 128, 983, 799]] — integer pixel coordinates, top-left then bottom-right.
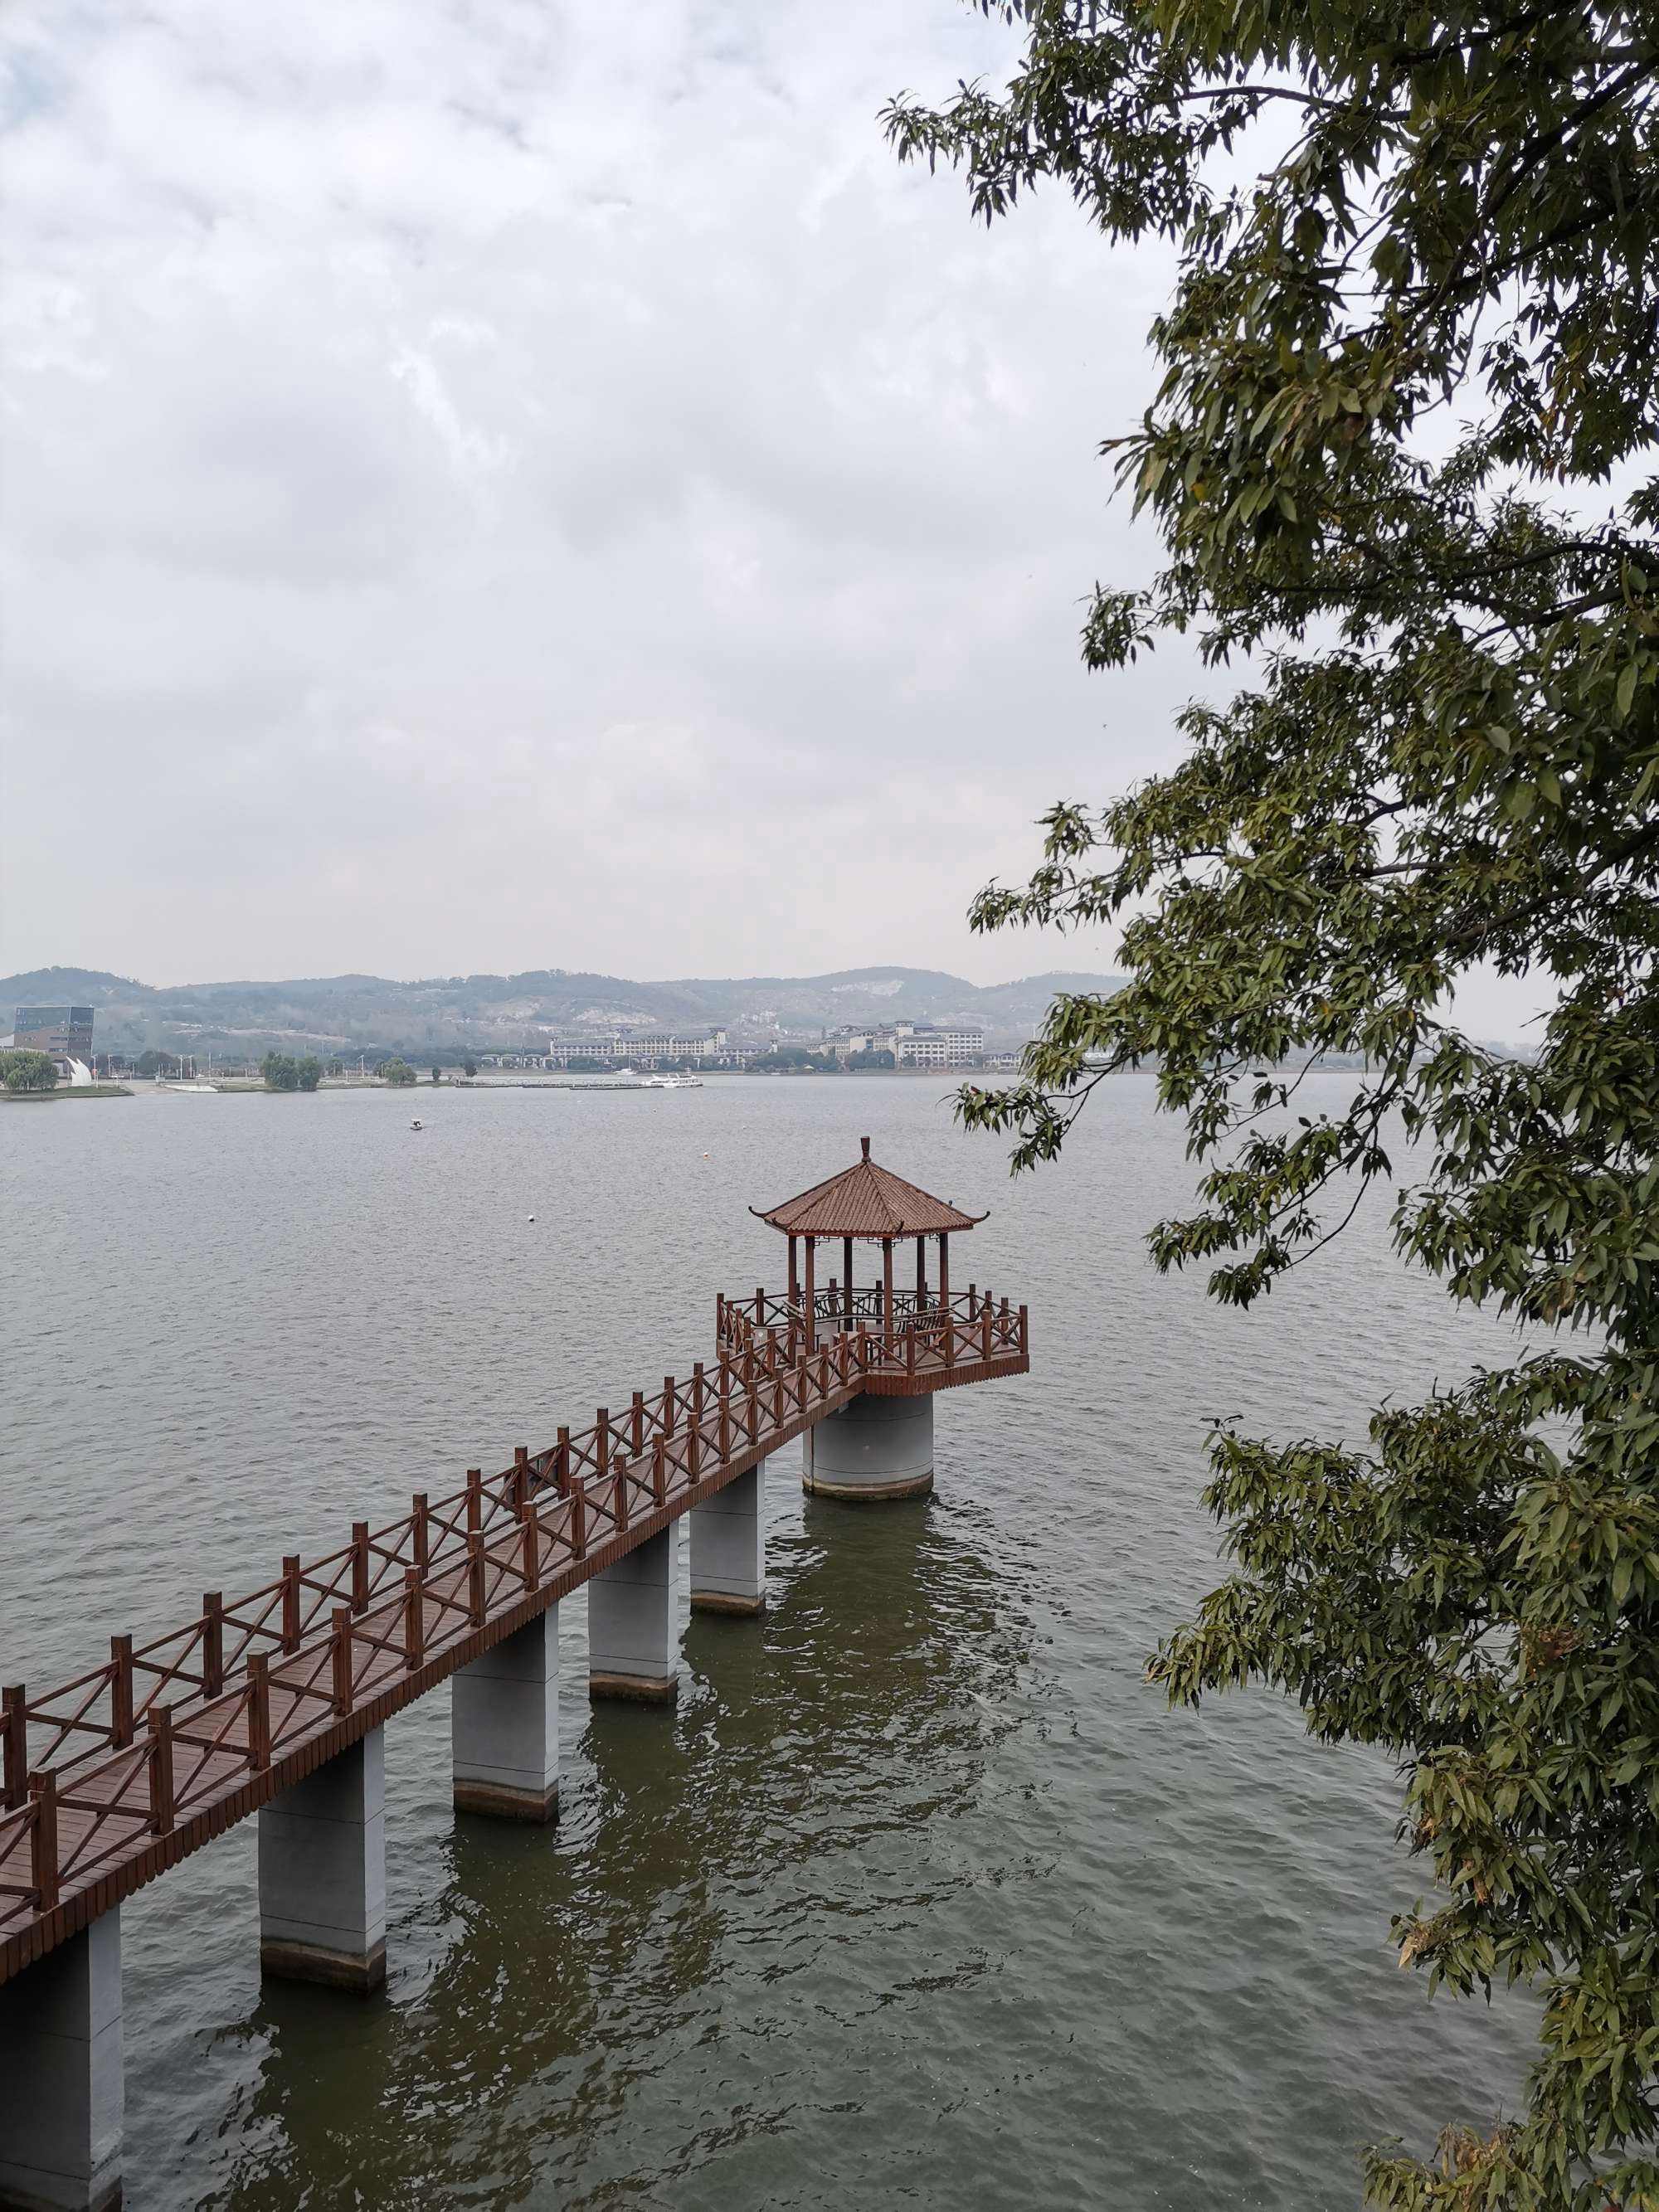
[[861, 1135, 871, 1160]]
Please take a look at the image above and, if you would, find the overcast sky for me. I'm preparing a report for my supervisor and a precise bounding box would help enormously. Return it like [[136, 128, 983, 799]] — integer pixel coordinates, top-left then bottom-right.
[[0, 2, 1548, 1037]]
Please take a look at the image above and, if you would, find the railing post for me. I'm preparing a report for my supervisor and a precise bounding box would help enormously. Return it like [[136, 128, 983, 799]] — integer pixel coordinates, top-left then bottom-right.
[[282, 1557, 302, 1652], [557, 1429, 572, 1494], [664, 1377, 677, 1431], [352, 1521, 371, 1613], [2, 1684, 26, 1811], [755, 1287, 765, 1325], [412, 1493, 430, 1573], [718, 1393, 731, 1460], [1019, 1304, 1029, 1356], [716, 1291, 725, 1341], [614, 1458, 630, 1530], [403, 1570, 425, 1669], [246, 1654, 270, 1771], [906, 1325, 917, 1378], [466, 1468, 483, 1534], [631, 1392, 645, 1456], [692, 1364, 706, 1422], [746, 1379, 759, 1444], [468, 1534, 487, 1627], [109, 1635, 134, 1748], [570, 1480, 587, 1558], [29, 1771, 59, 1911], [652, 1436, 667, 1508], [513, 1445, 530, 1518], [982, 1301, 993, 1361], [522, 1501, 540, 1591], [688, 1413, 702, 1485], [596, 1411, 611, 1485], [331, 1608, 353, 1716], [148, 1704, 175, 1835], [202, 1592, 225, 1698]]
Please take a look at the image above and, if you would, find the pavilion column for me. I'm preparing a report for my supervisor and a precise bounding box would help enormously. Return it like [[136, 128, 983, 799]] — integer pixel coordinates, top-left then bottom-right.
[[882, 1237, 894, 1344], [787, 1235, 799, 1312], [0, 1909, 123, 2212], [939, 1232, 950, 1316], [915, 1235, 927, 1311], [842, 1237, 854, 1329], [802, 1236, 816, 1350]]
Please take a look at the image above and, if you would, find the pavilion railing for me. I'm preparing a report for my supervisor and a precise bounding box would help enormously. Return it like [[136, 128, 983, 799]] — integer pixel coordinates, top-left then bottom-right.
[[716, 1286, 1024, 1361], [0, 1297, 1026, 1950]]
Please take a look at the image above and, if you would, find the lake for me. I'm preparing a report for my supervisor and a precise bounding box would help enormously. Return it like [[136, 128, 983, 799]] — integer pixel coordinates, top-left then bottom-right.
[[0, 1073, 1537, 2208]]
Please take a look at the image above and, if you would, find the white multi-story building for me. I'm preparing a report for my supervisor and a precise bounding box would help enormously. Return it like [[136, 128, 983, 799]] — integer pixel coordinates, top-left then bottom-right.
[[894, 1026, 985, 1068]]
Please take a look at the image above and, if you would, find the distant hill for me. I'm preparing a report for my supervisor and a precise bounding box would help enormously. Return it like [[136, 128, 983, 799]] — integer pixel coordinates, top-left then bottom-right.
[[0, 964, 1124, 1060]]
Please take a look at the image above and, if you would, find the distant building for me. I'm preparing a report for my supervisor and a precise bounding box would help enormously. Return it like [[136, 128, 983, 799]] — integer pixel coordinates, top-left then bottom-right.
[[543, 1028, 732, 1068], [14, 1005, 94, 1071]]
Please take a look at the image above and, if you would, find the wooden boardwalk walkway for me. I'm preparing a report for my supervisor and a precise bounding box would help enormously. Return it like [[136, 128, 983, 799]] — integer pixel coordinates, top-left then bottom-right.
[[0, 1289, 1028, 1985]]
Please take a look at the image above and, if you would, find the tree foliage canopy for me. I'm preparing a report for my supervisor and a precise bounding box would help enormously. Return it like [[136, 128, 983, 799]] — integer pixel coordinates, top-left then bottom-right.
[[261, 1052, 322, 1093], [888, 5, 1659, 2203], [0, 1049, 58, 1093]]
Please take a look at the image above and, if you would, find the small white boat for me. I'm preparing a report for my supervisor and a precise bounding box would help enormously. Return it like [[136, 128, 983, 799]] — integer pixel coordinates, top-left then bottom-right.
[[410, 1117, 423, 1130], [645, 1072, 703, 1089]]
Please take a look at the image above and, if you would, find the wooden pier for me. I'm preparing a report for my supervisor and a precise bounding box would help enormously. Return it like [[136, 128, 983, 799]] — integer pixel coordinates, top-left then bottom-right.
[[0, 1142, 1028, 2210]]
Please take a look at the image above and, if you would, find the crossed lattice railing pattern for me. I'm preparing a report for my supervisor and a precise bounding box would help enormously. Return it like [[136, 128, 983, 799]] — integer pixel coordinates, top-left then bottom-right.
[[0, 1291, 1027, 1957], [718, 1286, 1024, 1374]]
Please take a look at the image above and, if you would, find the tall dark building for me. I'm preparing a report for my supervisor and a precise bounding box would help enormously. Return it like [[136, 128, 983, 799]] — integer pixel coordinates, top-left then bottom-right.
[[13, 1006, 95, 1062]]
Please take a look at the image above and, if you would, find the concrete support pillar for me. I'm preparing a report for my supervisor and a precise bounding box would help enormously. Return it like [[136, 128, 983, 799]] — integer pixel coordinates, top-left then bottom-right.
[[258, 1728, 386, 1993], [0, 1911, 122, 2212], [588, 1529, 678, 1702], [452, 1605, 560, 1821], [803, 1391, 933, 1502], [689, 1461, 766, 1616]]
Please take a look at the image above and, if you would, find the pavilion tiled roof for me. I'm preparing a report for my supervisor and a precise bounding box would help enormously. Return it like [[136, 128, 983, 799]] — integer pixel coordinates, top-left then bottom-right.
[[752, 1138, 985, 1238]]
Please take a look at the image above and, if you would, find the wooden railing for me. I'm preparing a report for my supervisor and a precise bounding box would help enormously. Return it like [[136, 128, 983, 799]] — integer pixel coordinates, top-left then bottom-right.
[[0, 1291, 1028, 1964], [717, 1286, 1025, 1377]]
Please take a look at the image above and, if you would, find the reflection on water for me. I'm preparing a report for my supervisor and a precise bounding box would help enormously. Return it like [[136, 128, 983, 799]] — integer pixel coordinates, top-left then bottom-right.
[[207, 1499, 1028, 2210], [0, 1077, 1542, 2207]]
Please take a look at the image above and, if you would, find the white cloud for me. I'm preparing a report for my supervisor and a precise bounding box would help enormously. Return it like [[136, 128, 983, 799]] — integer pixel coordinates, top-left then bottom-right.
[[2, 0, 1541, 1039]]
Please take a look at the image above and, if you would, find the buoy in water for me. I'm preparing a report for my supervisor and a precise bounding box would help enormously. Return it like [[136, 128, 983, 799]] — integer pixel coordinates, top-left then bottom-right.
[[527, 1213, 536, 1223]]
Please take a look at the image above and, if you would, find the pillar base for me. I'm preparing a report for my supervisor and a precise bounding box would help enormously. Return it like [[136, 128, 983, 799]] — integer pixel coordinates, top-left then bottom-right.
[[802, 1470, 934, 1503], [258, 1729, 385, 1998], [451, 1607, 559, 1823], [802, 1391, 934, 1501], [587, 1670, 678, 1704], [0, 1910, 123, 2212], [688, 1589, 766, 1616], [0, 2178, 122, 2212], [258, 1938, 387, 1996], [452, 1777, 558, 1823]]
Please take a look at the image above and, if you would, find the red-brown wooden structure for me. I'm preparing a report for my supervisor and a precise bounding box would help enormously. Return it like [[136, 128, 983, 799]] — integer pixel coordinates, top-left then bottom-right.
[[0, 1142, 1026, 1990]]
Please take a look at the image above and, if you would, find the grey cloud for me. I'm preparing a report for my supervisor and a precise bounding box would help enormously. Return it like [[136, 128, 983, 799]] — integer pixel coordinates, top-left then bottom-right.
[[12, 0, 1535, 1025]]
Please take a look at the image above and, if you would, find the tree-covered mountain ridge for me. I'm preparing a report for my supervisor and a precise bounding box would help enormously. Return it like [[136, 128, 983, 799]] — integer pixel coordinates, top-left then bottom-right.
[[0, 964, 1124, 1057]]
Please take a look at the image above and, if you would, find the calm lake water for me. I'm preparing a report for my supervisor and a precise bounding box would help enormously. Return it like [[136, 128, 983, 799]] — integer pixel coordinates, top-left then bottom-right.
[[0, 1074, 1538, 2208]]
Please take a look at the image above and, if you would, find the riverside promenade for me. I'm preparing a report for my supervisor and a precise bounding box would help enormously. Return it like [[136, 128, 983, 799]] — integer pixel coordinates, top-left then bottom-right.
[[0, 1141, 1028, 2212]]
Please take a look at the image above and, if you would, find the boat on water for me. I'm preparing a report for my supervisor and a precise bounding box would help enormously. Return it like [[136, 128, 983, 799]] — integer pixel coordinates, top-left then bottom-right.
[[410, 1117, 424, 1130], [644, 1072, 703, 1090]]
